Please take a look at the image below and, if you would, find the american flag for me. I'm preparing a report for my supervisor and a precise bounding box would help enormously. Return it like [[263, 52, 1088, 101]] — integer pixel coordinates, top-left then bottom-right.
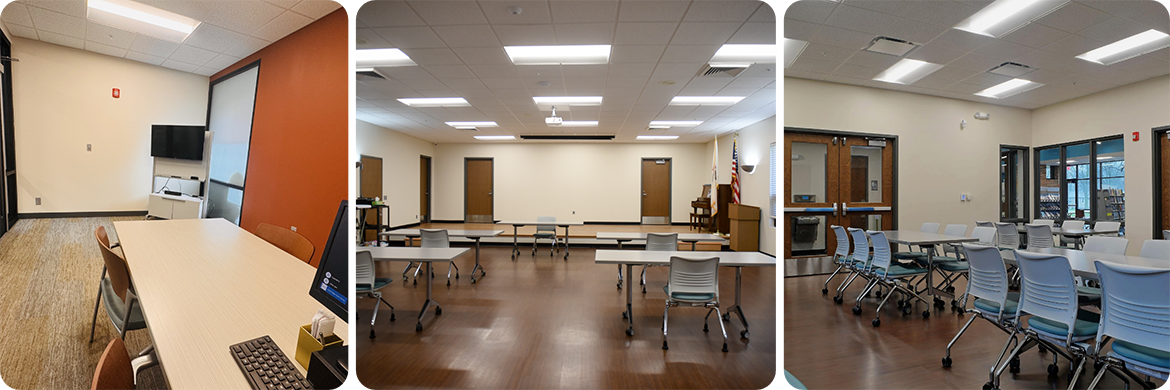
[[731, 134, 740, 204]]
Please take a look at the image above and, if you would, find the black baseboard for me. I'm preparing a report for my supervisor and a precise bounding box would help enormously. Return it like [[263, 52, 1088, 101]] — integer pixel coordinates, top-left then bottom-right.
[[430, 220, 464, 224], [18, 210, 148, 219], [431, 219, 691, 226]]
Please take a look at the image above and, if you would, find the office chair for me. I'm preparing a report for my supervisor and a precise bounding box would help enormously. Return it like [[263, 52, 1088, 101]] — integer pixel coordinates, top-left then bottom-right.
[[90, 227, 156, 384], [91, 226, 121, 342], [993, 223, 1020, 252], [1059, 220, 1086, 248], [823, 225, 851, 296], [976, 221, 996, 228], [991, 251, 1100, 390], [661, 255, 726, 352], [91, 338, 135, 390], [1033, 219, 1056, 227], [421, 229, 458, 286], [936, 227, 996, 308], [356, 251, 395, 338], [893, 222, 940, 262], [926, 224, 969, 296], [1093, 221, 1121, 238], [1085, 261, 1170, 390], [256, 223, 315, 264], [638, 232, 678, 294], [1025, 224, 1054, 250], [857, 231, 930, 326], [532, 216, 558, 256], [1140, 240, 1170, 260], [1083, 236, 1129, 255], [943, 244, 1020, 375], [836, 227, 875, 305]]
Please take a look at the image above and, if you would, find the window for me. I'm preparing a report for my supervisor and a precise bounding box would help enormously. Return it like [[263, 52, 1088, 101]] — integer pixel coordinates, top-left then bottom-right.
[[1034, 135, 1124, 226], [205, 62, 260, 225], [767, 141, 776, 223], [999, 146, 1028, 221]]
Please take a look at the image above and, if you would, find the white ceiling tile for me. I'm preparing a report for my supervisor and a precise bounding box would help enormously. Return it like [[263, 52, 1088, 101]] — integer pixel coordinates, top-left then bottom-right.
[[660, 44, 720, 63], [738, 64, 778, 78], [831, 63, 881, 79], [823, 5, 895, 35], [7, 24, 38, 40], [904, 44, 966, 64], [1034, 2, 1112, 33], [398, 78, 448, 90], [959, 72, 1013, 87], [650, 62, 703, 80], [130, 34, 180, 57], [1108, 54, 1169, 73], [204, 53, 243, 70], [1040, 34, 1106, 56], [84, 22, 137, 49], [1077, 0, 1145, 15], [1001, 22, 1069, 48], [37, 30, 84, 49], [897, 0, 980, 27], [170, 45, 218, 66], [400, 48, 464, 65], [431, 25, 501, 48], [1077, 17, 1151, 43], [125, 50, 166, 66], [204, 1, 285, 35], [926, 29, 992, 52], [684, 1, 760, 22], [611, 45, 666, 63], [161, 59, 201, 73], [1115, 1, 1170, 33], [560, 64, 609, 78], [554, 22, 616, 44], [415, 89, 459, 98], [972, 40, 1034, 60], [185, 24, 250, 53], [24, 0, 85, 17], [874, 18, 949, 44], [788, 56, 843, 73], [1021, 68, 1070, 84], [782, 0, 837, 24], [1073, 61, 1133, 80], [2, 3, 34, 27], [750, 2, 776, 22], [135, 0, 224, 20], [356, 28, 392, 49], [193, 66, 219, 76], [615, 22, 679, 45], [442, 78, 489, 91], [947, 53, 1003, 71], [288, 0, 341, 19], [264, 0, 301, 10], [452, 47, 512, 64], [27, 6, 85, 39], [939, 82, 984, 94], [85, 40, 128, 58], [728, 21, 776, 44], [605, 77, 650, 89], [481, 1, 551, 24], [925, 67, 981, 82], [669, 21, 739, 45], [222, 35, 272, 58], [373, 26, 446, 48], [493, 24, 558, 45], [608, 63, 656, 78], [805, 24, 874, 49], [822, 74, 871, 87], [513, 64, 560, 78], [904, 71, 960, 89], [551, 1, 619, 23], [357, 0, 425, 27], [783, 18, 820, 41], [407, 0, 488, 25], [469, 64, 521, 78], [795, 42, 855, 63], [843, 50, 900, 70], [618, 1, 691, 22], [424, 64, 477, 78], [252, 10, 314, 42]]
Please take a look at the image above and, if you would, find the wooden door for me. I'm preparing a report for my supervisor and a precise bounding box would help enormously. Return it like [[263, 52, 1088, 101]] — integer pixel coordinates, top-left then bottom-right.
[[465, 158, 493, 223], [359, 155, 382, 242], [784, 133, 840, 259], [641, 158, 671, 224], [420, 156, 430, 223]]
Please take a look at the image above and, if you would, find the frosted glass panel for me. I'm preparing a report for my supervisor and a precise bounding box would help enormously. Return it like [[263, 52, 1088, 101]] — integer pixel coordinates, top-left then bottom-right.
[[208, 65, 259, 185]]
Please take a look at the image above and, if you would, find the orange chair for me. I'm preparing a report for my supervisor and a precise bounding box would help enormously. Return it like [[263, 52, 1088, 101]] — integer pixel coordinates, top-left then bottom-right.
[[256, 223, 315, 263], [91, 338, 134, 390]]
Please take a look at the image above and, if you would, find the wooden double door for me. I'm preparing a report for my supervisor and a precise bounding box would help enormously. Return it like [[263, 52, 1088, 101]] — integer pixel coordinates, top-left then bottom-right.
[[784, 131, 896, 260]]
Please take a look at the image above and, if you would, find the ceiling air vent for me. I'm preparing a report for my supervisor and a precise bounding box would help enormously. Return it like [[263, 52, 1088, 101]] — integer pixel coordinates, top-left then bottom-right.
[[988, 62, 1036, 78], [864, 36, 918, 57], [356, 70, 386, 80], [697, 64, 747, 77], [519, 134, 615, 140]]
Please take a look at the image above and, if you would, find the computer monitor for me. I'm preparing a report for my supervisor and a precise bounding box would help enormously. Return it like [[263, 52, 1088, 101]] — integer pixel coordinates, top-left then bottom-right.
[[310, 200, 348, 320]]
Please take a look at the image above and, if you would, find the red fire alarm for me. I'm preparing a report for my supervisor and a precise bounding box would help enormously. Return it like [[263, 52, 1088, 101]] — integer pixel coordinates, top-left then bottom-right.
[[1133, 131, 1139, 142], [112, 88, 120, 98]]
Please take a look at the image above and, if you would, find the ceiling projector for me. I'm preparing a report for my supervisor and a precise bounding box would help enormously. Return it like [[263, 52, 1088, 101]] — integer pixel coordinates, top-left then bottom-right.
[[546, 106, 563, 125]]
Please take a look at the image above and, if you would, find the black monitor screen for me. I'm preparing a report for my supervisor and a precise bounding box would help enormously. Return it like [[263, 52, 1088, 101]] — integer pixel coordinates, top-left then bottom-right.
[[310, 200, 348, 320], [170, 126, 205, 160], [150, 126, 170, 158]]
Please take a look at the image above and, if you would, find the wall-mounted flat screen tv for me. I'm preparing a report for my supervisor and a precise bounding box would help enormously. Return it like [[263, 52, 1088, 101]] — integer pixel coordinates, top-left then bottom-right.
[[151, 125, 206, 161]]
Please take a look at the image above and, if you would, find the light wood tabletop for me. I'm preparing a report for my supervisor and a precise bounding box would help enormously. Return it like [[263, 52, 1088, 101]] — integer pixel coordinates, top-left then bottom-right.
[[114, 218, 349, 389]]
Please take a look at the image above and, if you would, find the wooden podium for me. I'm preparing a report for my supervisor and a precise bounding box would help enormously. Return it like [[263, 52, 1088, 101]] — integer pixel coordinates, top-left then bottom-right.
[[729, 203, 760, 252]]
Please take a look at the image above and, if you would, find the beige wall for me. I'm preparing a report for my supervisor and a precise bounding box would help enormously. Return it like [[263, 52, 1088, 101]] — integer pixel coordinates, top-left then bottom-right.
[[12, 37, 209, 213], [705, 116, 778, 256], [1031, 75, 1170, 255], [431, 142, 708, 223], [784, 77, 1034, 232], [356, 120, 436, 228]]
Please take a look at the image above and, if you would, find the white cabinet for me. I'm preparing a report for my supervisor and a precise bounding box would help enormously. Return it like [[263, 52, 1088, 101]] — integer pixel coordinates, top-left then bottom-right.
[[148, 194, 206, 220]]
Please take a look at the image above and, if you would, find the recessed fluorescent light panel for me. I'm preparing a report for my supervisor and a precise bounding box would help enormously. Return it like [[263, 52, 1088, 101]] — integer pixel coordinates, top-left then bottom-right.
[[474, 135, 515, 140], [669, 96, 745, 106], [649, 121, 703, 127], [554, 121, 599, 127], [648, 125, 671, 129], [356, 48, 417, 68], [974, 78, 1043, 99], [87, 0, 200, 42], [532, 96, 603, 105], [709, 44, 777, 66], [864, 37, 918, 57], [504, 45, 611, 65], [637, 135, 679, 140], [955, 0, 1068, 37], [1076, 29, 1170, 65], [872, 59, 943, 85], [397, 98, 470, 107], [446, 121, 498, 127], [782, 39, 808, 68]]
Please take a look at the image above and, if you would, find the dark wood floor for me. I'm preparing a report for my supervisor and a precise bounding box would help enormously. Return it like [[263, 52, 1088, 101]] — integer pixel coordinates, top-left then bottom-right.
[[784, 272, 1164, 389], [355, 245, 776, 389]]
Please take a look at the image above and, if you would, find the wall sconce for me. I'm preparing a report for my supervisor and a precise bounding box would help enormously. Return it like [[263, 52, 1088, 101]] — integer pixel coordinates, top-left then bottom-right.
[[742, 165, 756, 174]]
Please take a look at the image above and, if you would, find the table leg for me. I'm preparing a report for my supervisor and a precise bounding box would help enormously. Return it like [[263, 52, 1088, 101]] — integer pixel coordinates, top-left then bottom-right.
[[416, 262, 442, 331], [563, 225, 570, 260], [616, 240, 625, 289], [723, 266, 750, 339], [691, 241, 697, 251], [623, 263, 634, 336], [511, 225, 520, 260], [471, 238, 485, 283]]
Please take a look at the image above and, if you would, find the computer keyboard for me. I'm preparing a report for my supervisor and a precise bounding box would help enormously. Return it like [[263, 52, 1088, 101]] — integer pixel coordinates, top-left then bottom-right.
[[230, 335, 313, 390]]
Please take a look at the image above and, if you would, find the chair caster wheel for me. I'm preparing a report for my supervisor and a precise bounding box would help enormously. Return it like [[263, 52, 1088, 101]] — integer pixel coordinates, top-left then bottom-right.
[[946, 286, 956, 293], [617, 282, 622, 289], [822, 288, 828, 294], [1038, 345, 1047, 354], [1048, 364, 1059, 376], [1009, 358, 1020, 374], [903, 306, 912, 315], [897, 300, 905, 308], [950, 300, 958, 307], [874, 291, 883, 298], [435, 307, 442, 315], [642, 287, 646, 293], [447, 280, 451, 286], [852, 307, 862, 315], [622, 311, 628, 319], [415, 323, 423, 332], [390, 313, 395, 321], [455, 274, 459, 279], [413, 279, 417, 286], [722, 343, 728, 353], [662, 341, 668, 350], [922, 311, 930, 318], [740, 330, 749, 338], [703, 324, 709, 332], [872, 318, 880, 327], [625, 328, 633, 336], [941, 357, 952, 368], [833, 296, 843, 304], [1093, 361, 1104, 371], [471, 278, 477, 284], [722, 313, 730, 321], [982, 382, 995, 390]]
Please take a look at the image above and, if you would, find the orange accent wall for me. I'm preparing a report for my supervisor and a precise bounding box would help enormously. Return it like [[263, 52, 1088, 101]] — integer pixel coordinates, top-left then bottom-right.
[[210, 9, 347, 267]]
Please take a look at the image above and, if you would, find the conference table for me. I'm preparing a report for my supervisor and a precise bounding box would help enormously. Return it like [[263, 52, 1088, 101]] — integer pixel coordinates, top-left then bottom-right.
[[498, 220, 584, 260], [881, 230, 979, 303], [594, 250, 776, 339], [1001, 247, 1170, 278], [380, 229, 503, 284], [114, 218, 350, 389], [363, 247, 468, 331], [596, 232, 727, 291], [1014, 225, 1119, 249]]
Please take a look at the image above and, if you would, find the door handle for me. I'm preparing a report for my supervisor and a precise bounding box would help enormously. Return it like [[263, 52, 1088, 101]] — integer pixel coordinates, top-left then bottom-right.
[[832, 203, 838, 217], [842, 202, 847, 216], [489, 192, 493, 196], [643, 192, 647, 196]]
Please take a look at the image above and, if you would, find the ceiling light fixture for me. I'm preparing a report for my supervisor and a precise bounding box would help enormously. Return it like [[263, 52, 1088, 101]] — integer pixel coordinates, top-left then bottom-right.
[[709, 44, 777, 66], [356, 48, 417, 68], [782, 39, 808, 68], [474, 135, 515, 140], [446, 121, 498, 127], [974, 78, 1044, 99], [504, 45, 611, 65], [648, 125, 671, 129], [1076, 29, 1170, 65], [532, 96, 603, 105], [873, 59, 943, 84], [649, 121, 703, 127], [87, 0, 200, 42], [954, 0, 1069, 38], [637, 135, 679, 140], [669, 96, 745, 106], [397, 97, 470, 107]]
